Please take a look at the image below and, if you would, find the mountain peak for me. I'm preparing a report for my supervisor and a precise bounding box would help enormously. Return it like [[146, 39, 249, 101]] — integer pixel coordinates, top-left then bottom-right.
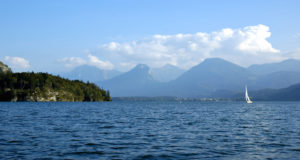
[[201, 58, 231, 64], [99, 63, 156, 97], [195, 58, 245, 71], [131, 64, 151, 74], [160, 64, 181, 70], [134, 64, 150, 70]]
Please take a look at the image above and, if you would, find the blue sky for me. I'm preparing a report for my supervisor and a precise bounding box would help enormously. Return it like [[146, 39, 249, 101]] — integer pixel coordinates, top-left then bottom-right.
[[0, 0, 300, 72]]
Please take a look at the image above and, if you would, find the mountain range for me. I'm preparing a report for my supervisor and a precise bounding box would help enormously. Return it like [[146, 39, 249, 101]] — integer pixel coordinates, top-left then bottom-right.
[[96, 58, 300, 98], [248, 59, 300, 75], [60, 65, 122, 82], [60, 64, 184, 83], [151, 64, 185, 82], [234, 83, 300, 101], [98, 64, 161, 97]]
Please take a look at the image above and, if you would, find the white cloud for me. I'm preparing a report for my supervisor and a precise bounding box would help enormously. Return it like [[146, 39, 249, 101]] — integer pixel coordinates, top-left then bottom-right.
[[87, 54, 114, 70], [236, 25, 279, 53], [4, 56, 30, 72], [58, 54, 114, 70], [58, 24, 283, 71], [120, 62, 137, 71], [95, 24, 280, 70], [58, 57, 86, 68]]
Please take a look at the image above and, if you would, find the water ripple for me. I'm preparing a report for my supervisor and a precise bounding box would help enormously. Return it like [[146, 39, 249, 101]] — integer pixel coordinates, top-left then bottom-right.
[[0, 101, 299, 159]]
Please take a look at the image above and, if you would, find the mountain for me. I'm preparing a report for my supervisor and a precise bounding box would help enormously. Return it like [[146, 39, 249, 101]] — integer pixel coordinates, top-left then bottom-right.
[[165, 58, 254, 97], [251, 71, 300, 89], [96, 58, 300, 98], [234, 83, 300, 101], [151, 64, 185, 82], [0, 61, 11, 73], [61, 65, 122, 82], [246, 59, 300, 90], [98, 64, 161, 97], [166, 58, 300, 97], [248, 59, 300, 75]]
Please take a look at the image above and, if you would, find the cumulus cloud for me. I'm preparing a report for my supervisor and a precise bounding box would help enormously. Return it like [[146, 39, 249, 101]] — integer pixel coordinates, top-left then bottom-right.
[[87, 54, 114, 70], [4, 56, 30, 72], [95, 24, 280, 70], [58, 54, 114, 70], [235, 25, 279, 53], [58, 24, 282, 71]]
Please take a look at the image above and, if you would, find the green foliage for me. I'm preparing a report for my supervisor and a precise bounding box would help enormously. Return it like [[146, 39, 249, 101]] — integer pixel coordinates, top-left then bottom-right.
[[0, 72, 111, 102]]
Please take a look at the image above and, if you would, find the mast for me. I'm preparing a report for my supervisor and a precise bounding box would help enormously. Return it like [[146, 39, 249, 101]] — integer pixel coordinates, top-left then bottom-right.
[[245, 85, 248, 101]]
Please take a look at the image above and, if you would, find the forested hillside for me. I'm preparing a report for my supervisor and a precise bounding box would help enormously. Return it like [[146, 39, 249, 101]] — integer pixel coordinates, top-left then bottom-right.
[[0, 72, 111, 102]]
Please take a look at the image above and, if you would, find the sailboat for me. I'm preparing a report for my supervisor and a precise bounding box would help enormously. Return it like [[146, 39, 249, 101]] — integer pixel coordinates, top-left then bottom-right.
[[245, 85, 253, 103]]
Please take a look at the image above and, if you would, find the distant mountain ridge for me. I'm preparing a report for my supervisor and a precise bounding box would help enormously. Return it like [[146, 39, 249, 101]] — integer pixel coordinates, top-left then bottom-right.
[[61, 65, 121, 82], [233, 83, 300, 101], [252, 71, 300, 89], [94, 58, 300, 98], [151, 64, 185, 82], [98, 64, 161, 97], [63, 64, 185, 83], [248, 59, 300, 75], [164, 58, 254, 97]]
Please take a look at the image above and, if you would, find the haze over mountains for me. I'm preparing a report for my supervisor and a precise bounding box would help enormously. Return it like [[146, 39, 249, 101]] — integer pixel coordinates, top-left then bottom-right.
[[248, 59, 300, 75], [234, 83, 300, 101], [99, 64, 161, 97], [61, 64, 185, 83], [164, 58, 253, 97], [60, 65, 122, 82], [151, 64, 185, 82], [61, 58, 300, 98]]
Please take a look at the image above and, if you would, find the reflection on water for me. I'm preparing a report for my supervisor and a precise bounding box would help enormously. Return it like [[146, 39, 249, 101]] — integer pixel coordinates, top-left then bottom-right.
[[0, 101, 299, 159]]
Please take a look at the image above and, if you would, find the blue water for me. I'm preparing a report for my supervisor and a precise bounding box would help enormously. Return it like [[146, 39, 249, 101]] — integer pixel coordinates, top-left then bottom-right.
[[0, 101, 299, 160]]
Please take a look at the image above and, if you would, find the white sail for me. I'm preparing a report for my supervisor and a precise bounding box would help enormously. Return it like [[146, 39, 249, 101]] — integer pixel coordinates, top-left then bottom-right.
[[245, 85, 253, 103]]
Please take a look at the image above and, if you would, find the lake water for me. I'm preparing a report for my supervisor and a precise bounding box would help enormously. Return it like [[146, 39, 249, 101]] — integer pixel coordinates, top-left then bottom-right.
[[0, 101, 299, 159]]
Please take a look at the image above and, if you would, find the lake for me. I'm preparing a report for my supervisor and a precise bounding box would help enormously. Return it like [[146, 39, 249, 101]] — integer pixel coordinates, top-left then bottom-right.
[[0, 101, 299, 159]]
